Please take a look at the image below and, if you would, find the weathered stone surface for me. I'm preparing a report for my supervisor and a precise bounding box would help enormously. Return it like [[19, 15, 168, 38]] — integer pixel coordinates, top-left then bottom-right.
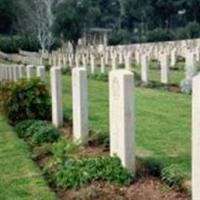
[[72, 67, 88, 141], [51, 67, 63, 128], [109, 69, 135, 172], [192, 74, 200, 200]]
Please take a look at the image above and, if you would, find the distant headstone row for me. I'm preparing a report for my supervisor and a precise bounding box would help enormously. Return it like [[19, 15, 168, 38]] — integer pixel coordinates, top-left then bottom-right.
[[0, 64, 45, 81]]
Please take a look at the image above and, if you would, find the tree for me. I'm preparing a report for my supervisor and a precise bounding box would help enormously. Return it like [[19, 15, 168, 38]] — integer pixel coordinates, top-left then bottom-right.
[[0, 0, 16, 34], [53, 0, 95, 56], [16, 0, 60, 53]]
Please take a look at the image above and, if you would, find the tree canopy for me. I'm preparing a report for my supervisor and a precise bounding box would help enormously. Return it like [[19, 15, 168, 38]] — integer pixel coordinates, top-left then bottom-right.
[[1, 0, 200, 49]]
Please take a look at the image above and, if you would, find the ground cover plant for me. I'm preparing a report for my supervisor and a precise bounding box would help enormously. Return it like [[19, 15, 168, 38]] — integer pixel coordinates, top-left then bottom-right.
[[15, 120, 60, 145]]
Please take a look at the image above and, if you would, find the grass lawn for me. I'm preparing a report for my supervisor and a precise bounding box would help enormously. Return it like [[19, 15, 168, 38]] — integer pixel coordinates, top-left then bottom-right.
[[0, 115, 57, 200], [62, 73, 191, 179]]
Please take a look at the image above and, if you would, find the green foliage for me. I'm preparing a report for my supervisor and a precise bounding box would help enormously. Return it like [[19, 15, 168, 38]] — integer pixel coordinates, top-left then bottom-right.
[[0, 36, 40, 53], [26, 121, 60, 144], [109, 29, 132, 45], [15, 120, 36, 138], [53, 156, 134, 189], [4, 78, 51, 124], [146, 28, 174, 42], [161, 164, 185, 189], [50, 137, 80, 163], [185, 21, 200, 38], [0, 0, 16, 34], [15, 120, 60, 144], [53, 0, 95, 53]]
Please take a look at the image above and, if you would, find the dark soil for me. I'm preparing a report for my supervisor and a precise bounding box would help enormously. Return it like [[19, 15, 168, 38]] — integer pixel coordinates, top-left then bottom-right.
[[56, 177, 190, 200], [168, 84, 181, 93]]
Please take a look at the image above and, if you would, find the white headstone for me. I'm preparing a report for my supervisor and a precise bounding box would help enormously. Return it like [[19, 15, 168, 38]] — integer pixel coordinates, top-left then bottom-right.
[[160, 54, 170, 84], [192, 74, 200, 200], [109, 69, 135, 172], [51, 67, 63, 128], [37, 66, 46, 81], [72, 67, 88, 141], [27, 65, 35, 79], [141, 55, 149, 84], [101, 56, 105, 73]]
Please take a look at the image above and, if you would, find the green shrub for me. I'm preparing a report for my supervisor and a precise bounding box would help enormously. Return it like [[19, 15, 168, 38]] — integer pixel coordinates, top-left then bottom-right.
[[109, 29, 131, 45], [185, 21, 200, 39], [15, 120, 60, 144], [50, 137, 80, 163], [53, 156, 134, 189], [26, 121, 60, 144], [0, 37, 18, 53], [15, 120, 36, 138], [0, 36, 40, 53], [161, 164, 185, 189], [146, 28, 174, 42], [4, 78, 51, 124]]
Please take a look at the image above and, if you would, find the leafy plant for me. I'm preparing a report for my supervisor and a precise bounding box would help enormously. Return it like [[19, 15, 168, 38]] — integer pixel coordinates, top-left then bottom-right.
[[53, 156, 134, 189], [15, 120, 36, 138], [26, 121, 60, 144], [4, 78, 51, 124], [15, 120, 60, 144], [161, 164, 185, 190], [50, 137, 80, 164]]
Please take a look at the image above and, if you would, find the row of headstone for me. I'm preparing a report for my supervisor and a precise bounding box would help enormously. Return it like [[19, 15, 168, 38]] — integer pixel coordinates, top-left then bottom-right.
[[47, 46, 198, 86], [50, 66, 135, 172], [0, 65, 46, 82]]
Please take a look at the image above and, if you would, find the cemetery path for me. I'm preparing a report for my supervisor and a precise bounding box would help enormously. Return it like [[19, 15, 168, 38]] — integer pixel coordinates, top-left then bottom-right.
[[0, 115, 57, 200]]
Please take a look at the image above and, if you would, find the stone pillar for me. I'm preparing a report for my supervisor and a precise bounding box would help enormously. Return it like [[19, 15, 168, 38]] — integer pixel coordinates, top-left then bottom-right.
[[5, 67, 9, 80], [82, 55, 87, 70], [141, 55, 149, 84], [170, 49, 176, 67], [27, 65, 35, 79], [72, 67, 88, 141], [109, 69, 135, 172], [9, 66, 14, 81], [90, 54, 95, 74], [37, 66, 46, 81], [192, 74, 200, 200], [101, 56, 105, 74], [13, 66, 19, 82], [105, 52, 109, 65], [51, 67, 63, 128], [63, 56, 67, 69], [185, 52, 196, 80], [111, 54, 117, 70], [119, 52, 123, 64], [160, 54, 170, 84], [75, 55, 79, 68], [125, 55, 131, 71], [19, 65, 26, 78]]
